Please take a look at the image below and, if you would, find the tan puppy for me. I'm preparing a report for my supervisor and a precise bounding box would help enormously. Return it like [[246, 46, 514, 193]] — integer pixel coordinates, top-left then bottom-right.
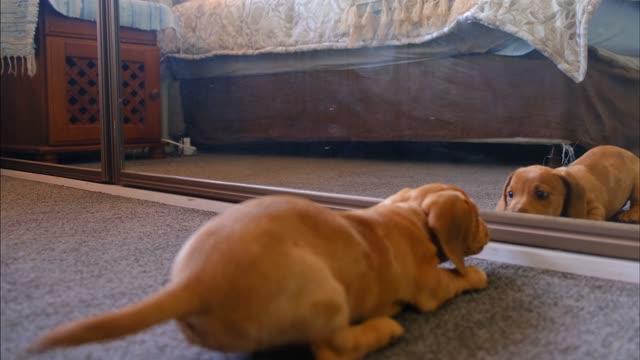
[[497, 145, 640, 223], [28, 184, 489, 360]]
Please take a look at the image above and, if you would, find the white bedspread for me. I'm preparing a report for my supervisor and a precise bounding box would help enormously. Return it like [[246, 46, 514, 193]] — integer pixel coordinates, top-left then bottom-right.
[[160, 0, 602, 82]]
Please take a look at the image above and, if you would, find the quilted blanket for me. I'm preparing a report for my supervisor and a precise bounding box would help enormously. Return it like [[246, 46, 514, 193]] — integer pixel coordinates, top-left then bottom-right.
[[160, 0, 602, 82]]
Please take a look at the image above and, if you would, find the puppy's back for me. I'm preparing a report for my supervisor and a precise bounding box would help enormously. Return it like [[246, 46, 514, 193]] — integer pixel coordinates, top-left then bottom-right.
[[572, 145, 638, 170]]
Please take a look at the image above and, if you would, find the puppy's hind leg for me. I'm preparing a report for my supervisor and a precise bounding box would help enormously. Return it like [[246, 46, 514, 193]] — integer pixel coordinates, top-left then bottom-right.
[[616, 178, 640, 224], [311, 317, 404, 360], [297, 253, 403, 359]]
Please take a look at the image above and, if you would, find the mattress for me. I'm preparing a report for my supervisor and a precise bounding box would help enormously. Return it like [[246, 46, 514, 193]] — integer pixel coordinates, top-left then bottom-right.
[[168, 21, 530, 79], [167, 0, 638, 80], [494, 0, 640, 58], [588, 0, 640, 57], [161, 0, 603, 82]]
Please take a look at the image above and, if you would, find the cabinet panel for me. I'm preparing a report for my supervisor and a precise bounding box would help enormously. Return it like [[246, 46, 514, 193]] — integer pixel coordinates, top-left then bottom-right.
[[48, 37, 161, 145], [121, 43, 161, 143]]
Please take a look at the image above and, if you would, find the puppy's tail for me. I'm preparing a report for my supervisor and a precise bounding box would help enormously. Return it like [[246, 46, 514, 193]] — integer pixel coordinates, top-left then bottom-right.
[[26, 281, 199, 354]]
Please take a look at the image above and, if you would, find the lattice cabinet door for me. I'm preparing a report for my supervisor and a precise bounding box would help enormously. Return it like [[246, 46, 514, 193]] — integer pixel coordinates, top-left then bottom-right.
[[46, 37, 161, 145]]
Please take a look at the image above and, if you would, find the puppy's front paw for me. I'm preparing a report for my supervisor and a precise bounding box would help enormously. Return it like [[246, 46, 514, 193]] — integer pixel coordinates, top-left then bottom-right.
[[380, 317, 405, 341], [464, 266, 488, 290], [616, 210, 640, 224]]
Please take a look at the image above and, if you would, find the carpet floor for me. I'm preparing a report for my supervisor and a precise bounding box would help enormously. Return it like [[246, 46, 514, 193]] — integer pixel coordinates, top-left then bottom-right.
[[1, 176, 639, 360]]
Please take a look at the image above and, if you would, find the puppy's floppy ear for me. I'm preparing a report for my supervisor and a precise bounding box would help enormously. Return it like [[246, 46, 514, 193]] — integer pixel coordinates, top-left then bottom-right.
[[496, 172, 513, 211], [422, 190, 476, 274], [556, 170, 588, 219]]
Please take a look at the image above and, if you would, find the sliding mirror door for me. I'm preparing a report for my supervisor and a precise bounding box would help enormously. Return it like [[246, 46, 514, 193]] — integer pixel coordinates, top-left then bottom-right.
[[1, 0, 112, 181], [112, 0, 638, 256]]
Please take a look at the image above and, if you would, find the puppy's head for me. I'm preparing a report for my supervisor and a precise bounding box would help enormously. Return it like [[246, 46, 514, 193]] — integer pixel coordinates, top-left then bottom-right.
[[384, 184, 489, 274], [496, 165, 587, 218]]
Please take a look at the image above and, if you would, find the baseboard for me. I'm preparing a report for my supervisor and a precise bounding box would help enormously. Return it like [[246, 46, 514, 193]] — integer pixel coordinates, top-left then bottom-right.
[[474, 242, 639, 284], [1, 168, 232, 213]]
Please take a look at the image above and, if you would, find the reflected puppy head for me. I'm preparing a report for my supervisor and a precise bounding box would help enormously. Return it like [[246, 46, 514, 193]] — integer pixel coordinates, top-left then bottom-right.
[[497, 165, 586, 218]]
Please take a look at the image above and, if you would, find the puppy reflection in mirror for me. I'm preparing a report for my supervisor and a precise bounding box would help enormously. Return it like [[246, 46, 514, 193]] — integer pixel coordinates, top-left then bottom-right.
[[497, 145, 640, 223]]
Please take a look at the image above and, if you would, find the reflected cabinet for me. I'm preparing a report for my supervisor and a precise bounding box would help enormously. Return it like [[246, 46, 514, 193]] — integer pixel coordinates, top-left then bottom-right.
[[0, 3, 162, 163]]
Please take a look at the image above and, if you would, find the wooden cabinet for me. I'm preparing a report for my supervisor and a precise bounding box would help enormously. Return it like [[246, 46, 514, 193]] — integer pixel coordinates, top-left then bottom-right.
[[1, 2, 163, 162]]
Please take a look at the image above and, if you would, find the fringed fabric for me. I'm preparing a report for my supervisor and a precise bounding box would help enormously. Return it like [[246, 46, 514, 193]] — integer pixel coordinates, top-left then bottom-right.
[[0, 0, 39, 77]]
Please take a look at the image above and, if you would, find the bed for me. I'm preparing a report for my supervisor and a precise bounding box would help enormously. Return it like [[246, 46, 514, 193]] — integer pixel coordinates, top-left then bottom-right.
[[160, 0, 639, 154]]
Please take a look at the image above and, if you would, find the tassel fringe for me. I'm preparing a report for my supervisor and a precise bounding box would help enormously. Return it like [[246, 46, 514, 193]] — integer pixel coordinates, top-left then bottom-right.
[[1, 55, 37, 77]]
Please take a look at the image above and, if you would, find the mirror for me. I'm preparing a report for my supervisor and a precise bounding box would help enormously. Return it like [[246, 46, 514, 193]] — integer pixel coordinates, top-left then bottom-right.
[[116, 0, 638, 225], [1, 1, 106, 173]]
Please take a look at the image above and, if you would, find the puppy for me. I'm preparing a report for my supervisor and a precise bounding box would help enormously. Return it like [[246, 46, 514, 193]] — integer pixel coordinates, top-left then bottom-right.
[[497, 145, 639, 223], [28, 184, 489, 360]]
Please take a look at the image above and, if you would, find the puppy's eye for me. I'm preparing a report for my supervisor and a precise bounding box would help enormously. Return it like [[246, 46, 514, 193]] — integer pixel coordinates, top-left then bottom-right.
[[507, 191, 514, 199], [535, 190, 549, 200]]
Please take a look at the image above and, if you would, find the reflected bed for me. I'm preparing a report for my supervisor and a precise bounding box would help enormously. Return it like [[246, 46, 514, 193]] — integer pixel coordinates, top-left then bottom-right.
[[160, 0, 639, 153]]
